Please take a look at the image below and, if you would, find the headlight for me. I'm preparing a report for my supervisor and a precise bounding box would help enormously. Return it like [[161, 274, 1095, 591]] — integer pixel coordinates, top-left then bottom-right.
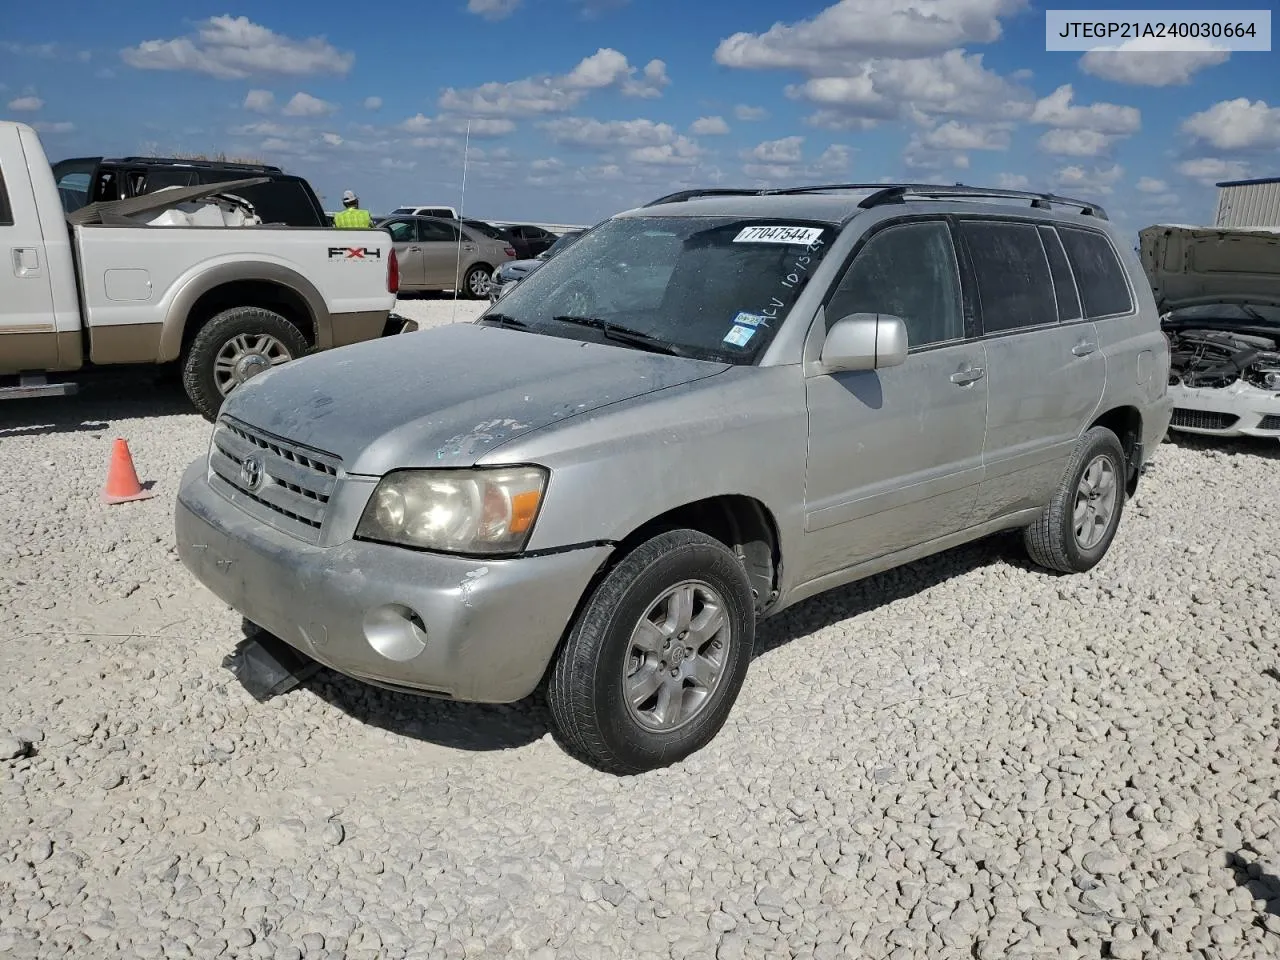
[[356, 467, 548, 555]]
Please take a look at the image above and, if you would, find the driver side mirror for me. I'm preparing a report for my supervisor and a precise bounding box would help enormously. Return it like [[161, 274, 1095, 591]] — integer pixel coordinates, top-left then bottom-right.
[[820, 313, 909, 373]]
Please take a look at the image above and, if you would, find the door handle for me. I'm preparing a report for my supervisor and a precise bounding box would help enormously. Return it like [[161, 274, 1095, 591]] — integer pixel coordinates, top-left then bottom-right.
[[1072, 340, 1098, 357], [408, 246, 421, 252], [11, 247, 40, 277], [950, 366, 985, 385]]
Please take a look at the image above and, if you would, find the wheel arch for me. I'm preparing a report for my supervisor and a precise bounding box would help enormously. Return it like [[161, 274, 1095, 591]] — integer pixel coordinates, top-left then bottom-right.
[[1088, 405, 1143, 494], [158, 264, 330, 362]]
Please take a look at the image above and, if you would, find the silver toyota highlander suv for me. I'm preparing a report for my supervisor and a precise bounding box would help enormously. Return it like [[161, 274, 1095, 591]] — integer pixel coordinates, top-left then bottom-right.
[[175, 182, 1174, 774]]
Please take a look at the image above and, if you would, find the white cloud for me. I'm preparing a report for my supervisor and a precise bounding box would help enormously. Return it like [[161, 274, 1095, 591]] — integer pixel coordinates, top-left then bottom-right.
[[690, 116, 730, 135], [321, 132, 343, 147], [1079, 36, 1229, 87], [243, 89, 274, 113], [380, 157, 416, 170], [439, 47, 667, 117], [1037, 128, 1116, 158], [621, 60, 671, 99], [744, 136, 805, 164], [630, 140, 703, 166], [1136, 176, 1168, 194], [282, 92, 336, 117], [230, 120, 298, 139], [1028, 85, 1140, 134], [714, 0, 1027, 71], [1, 41, 90, 62], [1181, 99, 1280, 151], [995, 172, 1030, 190], [31, 121, 74, 134], [540, 117, 683, 149], [1176, 157, 1250, 185], [363, 96, 383, 111], [121, 16, 354, 79], [398, 114, 515, 137], [1053, 163, 1123, 196], [6, 96, 44, 112], [787, 50, 1033, 127], [740, 136, 854, 182], [918, 120, 1011, 151], [467, 0, 521, 19], [734, 104, 769, 121]]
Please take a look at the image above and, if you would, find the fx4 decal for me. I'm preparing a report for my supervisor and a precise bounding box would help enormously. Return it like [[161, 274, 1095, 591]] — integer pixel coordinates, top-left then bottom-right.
[[328, 247, 383, 260]]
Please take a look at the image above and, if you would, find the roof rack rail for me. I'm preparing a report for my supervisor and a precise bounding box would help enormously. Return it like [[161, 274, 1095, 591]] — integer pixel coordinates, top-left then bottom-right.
[[643, 187, 771, 207], [825, 182, 1106, 220]]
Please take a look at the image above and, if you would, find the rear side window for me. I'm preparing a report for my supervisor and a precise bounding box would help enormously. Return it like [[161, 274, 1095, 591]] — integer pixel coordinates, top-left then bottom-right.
[[828, 220, 964, 350], [0, 163, 13, 225], [1038, 225, 1082, 322], [419, 220, 461, 242], [1057, 226, 1133, 318], [960, 220, 1058, 334]]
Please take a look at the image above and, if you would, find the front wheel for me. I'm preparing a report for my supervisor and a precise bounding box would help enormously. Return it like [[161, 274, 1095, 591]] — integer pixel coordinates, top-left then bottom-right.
[[1024, 426, 1127, 573], [547, 529, 756, 774], [182, 306, 309, 422]]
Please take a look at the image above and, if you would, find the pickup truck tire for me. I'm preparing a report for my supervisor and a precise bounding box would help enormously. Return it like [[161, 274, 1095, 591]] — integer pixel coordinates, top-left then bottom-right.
[[182, 306, 310, 422], [547, 529, 755, 774], [1024, 426, 1127, 574], [461, 264, 492, 299]]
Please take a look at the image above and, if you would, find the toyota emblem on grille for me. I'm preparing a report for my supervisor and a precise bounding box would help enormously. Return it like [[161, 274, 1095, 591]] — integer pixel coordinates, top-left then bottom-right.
[[239, 455, 265, 491]]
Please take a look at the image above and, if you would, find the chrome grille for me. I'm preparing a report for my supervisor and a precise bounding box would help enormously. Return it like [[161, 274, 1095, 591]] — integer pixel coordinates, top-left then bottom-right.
[[208, 417, 341, 543], [1170, 408, 1239, 432]]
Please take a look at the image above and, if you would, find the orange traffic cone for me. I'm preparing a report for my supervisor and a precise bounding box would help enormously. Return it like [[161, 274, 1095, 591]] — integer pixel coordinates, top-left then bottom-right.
[[101, 438, 155, 504]]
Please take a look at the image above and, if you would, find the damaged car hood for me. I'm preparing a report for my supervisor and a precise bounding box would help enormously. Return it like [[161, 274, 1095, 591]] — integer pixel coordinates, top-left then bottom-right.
[[1139, 223, 1280, 314], [219, 322, 730, 475]]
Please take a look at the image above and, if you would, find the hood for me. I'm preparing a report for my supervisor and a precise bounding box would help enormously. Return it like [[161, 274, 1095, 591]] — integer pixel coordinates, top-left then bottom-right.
[[220, 322, 729, 475], [497, 257, 543, 282], [1139, 223, 1280, 314]]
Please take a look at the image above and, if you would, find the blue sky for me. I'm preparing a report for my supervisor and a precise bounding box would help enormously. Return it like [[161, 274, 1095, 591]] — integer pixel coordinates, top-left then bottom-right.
[[2, 1, 1276, 236]]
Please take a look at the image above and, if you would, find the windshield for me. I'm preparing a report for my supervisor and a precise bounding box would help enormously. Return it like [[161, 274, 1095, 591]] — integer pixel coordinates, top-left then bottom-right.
[[479, 215, 835, 363], [391, 207, 414, 214], [464, 220, 506, 240]]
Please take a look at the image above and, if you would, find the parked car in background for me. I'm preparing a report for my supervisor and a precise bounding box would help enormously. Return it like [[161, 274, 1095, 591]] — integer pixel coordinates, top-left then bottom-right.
[[1140, 223, 1280, 440], [390, 204, 459, 219], [51, 155, 329, 227], [375, 215, 517, 297], [489, 230, 585, 302], [176, 181, 1171, 774], [503, 223, 560, 259]]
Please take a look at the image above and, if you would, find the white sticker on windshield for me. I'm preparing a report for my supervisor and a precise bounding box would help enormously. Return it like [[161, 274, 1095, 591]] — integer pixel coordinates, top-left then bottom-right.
[[723, 324, 756, 347], [733, 225, 824, 246], [733, 312, 770, 327]]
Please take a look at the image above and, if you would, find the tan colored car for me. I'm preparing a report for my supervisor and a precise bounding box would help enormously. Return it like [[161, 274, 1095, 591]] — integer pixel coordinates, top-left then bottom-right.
[[376, 215, 517, 298]]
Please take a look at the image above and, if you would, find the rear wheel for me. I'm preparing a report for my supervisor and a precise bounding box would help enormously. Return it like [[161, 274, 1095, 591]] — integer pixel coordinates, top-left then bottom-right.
[[182, 306, 309, 422], [1024, 426, 1127, 573], [548, 529, 755, 774], [462, 264, 492, 299]]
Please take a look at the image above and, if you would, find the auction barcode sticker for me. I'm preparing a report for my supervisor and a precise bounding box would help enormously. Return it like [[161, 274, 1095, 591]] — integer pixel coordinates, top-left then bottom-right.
[[734, 225, 825, 245]]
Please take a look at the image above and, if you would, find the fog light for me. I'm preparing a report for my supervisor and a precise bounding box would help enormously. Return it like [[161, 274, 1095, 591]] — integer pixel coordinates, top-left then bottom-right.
[[362, 604, 427, 662]]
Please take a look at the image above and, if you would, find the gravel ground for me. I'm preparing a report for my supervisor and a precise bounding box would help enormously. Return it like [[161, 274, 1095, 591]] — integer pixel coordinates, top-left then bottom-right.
[[2, 312, 1279, 959]]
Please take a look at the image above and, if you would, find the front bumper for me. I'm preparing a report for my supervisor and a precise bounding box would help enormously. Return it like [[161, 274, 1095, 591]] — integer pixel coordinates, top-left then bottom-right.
[[1168, 381, 1280, 438], [175, 460, 612, 702]]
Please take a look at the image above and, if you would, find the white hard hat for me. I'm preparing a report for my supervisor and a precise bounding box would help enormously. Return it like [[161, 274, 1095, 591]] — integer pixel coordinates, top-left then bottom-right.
[[342, 190, 357, 204]]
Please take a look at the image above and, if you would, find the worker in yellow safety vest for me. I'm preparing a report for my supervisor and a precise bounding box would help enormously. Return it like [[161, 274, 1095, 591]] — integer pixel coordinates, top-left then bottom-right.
[[333, 190, 373, 229]]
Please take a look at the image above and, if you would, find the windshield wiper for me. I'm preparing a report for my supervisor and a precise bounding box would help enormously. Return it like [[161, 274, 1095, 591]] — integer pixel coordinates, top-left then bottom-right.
[[480, 312, 528, 329], [551, 315, 689, 357]]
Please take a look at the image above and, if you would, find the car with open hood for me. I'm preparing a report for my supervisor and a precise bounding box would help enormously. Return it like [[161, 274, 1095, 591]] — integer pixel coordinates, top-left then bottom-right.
[[1140, 223, 1280, 439], [177, 182, 1171, 774]]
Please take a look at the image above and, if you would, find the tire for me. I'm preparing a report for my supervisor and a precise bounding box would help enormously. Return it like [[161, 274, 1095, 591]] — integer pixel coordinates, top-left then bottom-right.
[[181, 306, 310, 422], [548, 529, 756, 774], [461, 264, 492, 300], [1024, 426, 1127, 574]]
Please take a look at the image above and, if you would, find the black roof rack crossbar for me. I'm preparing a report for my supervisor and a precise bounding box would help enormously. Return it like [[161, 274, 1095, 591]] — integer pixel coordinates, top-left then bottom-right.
[[643, 188, 773, 207]]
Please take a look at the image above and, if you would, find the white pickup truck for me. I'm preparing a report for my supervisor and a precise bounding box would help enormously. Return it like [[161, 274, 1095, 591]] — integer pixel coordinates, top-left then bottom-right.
[[1, 120, 400, 420]]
